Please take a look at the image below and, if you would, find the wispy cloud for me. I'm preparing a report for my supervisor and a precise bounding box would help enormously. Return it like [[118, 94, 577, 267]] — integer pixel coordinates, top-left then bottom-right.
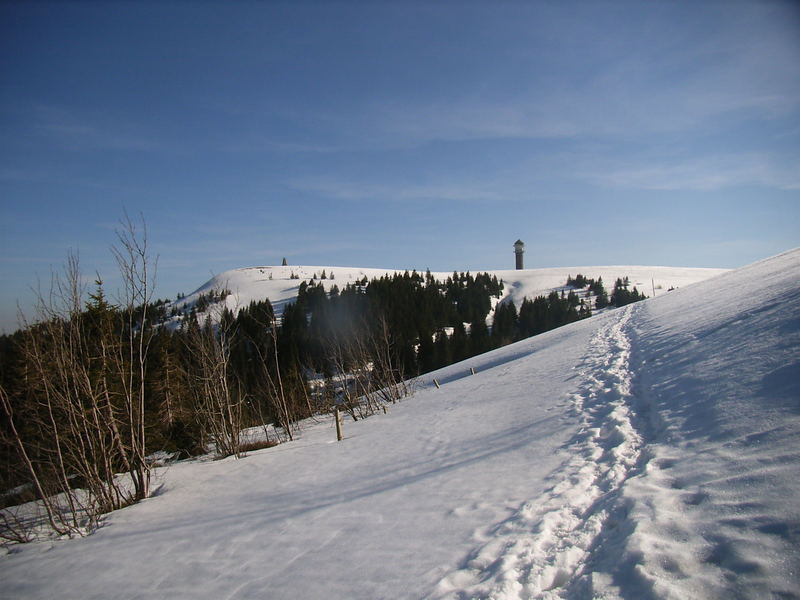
[[583, 154, 800, 191], [219, 134, 349, 155], [0, 165, 135, 194], [370, 99, 581, 145], [284, 177, 506, 203], [33, 105, 171, 153], [332, 7, 800, 150], [365, 58, 798, 149]]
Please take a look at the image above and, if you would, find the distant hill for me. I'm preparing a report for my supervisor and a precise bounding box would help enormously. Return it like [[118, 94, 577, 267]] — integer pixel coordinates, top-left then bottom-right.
[[165, 263, 729, 326]]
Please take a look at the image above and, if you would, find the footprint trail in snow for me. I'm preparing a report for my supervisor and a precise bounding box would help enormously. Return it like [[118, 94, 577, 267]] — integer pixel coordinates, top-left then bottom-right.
[[431, 305, 648, 599]]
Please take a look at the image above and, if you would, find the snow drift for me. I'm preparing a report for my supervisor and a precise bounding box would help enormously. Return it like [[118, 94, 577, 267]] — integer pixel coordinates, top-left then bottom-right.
[[1, 250, 797, 599]]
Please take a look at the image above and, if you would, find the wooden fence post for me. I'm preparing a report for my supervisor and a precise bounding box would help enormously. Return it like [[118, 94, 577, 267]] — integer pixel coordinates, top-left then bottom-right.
[[335, 407, 343, 441]]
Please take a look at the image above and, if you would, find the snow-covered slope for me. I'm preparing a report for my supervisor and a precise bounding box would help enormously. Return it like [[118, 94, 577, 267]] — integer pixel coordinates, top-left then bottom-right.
[[173, 265, 412, 321], [2, 250, 798, 599], [168, 263, 727, 325]]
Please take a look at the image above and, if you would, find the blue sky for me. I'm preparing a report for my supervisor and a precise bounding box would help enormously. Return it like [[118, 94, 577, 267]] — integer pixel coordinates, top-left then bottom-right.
[[1, 1, 799, 332]]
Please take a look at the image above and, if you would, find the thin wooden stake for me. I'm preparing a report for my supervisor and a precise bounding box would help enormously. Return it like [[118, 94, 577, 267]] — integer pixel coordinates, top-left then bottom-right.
[[335, 407, 343, 441], [433, 379, 440, 389], [470, 367, 476, 375]]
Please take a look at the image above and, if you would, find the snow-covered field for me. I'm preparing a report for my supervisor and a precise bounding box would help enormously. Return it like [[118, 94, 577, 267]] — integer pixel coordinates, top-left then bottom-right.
[[167, 263, 728, 325], [2, 250, 798, 599]]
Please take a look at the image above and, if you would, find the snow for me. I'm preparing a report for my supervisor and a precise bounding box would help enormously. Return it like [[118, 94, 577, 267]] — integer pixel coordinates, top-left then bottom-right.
[[491, 265, 727, 309], [2, 250, 798, 599], [173, 265, 413, 323], [167, 263, 728, 326]]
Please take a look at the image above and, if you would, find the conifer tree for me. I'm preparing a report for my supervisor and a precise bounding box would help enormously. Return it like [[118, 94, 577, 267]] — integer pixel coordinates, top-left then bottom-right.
[[433, 329, 451, 370], [491, 301, 518, 346], [450, 321, 469, 363]]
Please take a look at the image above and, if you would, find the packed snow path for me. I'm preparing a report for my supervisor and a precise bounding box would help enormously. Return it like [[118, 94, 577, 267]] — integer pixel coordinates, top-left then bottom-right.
[[431, 305, 648, 599]]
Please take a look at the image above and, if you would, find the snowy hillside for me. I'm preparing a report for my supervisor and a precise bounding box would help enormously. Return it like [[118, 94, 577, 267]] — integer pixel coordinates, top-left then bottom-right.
[[167, 263, 728, 325], [2, 250, 798, 599]]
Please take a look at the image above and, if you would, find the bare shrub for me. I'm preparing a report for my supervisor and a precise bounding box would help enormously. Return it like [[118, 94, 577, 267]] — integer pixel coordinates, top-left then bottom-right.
[[238, 439, 279, 454], [180, 312, 245, 458], [0, 215, 156, 542], [322, 315, 417, 425]]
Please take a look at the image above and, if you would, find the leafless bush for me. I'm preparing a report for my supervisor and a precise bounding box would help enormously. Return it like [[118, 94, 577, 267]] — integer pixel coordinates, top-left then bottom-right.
[[322, 315, 417, 425], [237, 438, 279, 454], [110, 212, 157, 500], [0, 215, 156, 541], [180, 313, 245, 458], [243, 311, 304, 442]]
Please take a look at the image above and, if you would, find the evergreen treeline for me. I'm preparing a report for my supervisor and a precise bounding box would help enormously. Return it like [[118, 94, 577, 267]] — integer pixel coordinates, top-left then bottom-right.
[[567, 273, 610, 309], [565, 273, 648, 308], [279, 270, 505, 377], [610, 277, 647, 307], [566, 273, 647, 309]]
